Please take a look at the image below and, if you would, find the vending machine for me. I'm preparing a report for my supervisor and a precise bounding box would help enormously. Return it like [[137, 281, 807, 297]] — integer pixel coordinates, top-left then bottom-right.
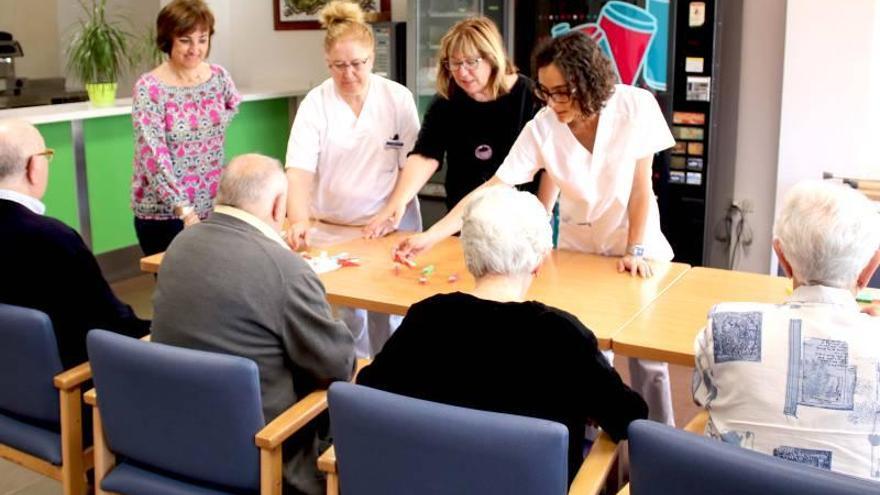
[[513, 0, 723, 266]]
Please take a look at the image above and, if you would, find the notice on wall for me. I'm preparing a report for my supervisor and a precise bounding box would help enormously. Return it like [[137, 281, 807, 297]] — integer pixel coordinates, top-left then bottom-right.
[[686, 76, 711, 102]]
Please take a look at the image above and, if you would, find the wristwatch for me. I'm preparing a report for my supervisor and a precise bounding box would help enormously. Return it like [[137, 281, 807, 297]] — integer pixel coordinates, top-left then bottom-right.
[[627, 244, 645, 257]]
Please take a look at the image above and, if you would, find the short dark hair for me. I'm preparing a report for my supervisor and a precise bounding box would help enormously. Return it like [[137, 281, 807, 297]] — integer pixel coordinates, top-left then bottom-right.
[[533, 32, 615, 117], [155, 0, 215, 56]]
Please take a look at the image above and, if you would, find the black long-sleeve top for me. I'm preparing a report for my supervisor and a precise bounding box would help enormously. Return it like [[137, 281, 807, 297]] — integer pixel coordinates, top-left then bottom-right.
[[357, 292, 649, 481]]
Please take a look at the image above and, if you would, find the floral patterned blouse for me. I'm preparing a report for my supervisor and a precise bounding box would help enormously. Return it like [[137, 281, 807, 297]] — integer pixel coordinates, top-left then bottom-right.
[[131, 64, 240, 220]]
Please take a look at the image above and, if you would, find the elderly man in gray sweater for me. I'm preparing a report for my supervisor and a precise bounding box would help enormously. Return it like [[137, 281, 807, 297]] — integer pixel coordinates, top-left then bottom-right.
[[151, 153, 355, 495]]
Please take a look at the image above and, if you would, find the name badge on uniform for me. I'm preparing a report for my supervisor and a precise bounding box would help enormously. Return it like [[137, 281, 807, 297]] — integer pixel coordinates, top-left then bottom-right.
[[385, 133, 404, 149]]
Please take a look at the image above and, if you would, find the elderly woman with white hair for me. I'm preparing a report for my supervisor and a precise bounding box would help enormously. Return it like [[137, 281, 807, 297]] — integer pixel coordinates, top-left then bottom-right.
[[693, 180, 880, 481], [357, 186, 648, 485]]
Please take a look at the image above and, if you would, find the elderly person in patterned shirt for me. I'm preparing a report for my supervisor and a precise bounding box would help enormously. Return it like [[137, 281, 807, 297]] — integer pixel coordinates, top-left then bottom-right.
[[130, 0, 240, 256], [693, 180, 880, 480]]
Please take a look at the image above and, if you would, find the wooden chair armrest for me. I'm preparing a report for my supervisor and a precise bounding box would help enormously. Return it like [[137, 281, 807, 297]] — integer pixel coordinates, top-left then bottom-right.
[[255, 390, 328, 450], [53, 362, 92, 390], [83, 388, 97, 407], [317, 446, 337, 475], [683, 410, 708, 434], [569, 430, 619, 495]]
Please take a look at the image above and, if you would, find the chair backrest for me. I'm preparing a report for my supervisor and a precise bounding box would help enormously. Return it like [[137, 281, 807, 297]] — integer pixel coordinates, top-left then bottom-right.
[[87, 330, 266, 492], [628, 420, 880, 495], [0, 303, 63, 424], [328, 382, 569, 495]]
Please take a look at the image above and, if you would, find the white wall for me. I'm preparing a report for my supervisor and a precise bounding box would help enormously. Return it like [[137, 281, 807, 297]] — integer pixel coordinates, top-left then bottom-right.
[[773, 0, 880, 272], [4, 0, 404, 97], [725, 0, 786, 273], [57, 0, 160, 96], [0, 0, 60, 79], [211, 0, 408, 91]]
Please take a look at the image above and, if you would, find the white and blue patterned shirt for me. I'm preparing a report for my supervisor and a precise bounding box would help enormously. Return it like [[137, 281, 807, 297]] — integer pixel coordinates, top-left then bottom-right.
[[693, 285, 880, 481]]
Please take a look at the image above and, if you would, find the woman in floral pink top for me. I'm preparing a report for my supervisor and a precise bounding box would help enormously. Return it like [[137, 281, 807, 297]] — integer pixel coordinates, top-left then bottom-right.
[[131, 0, 240, 255]]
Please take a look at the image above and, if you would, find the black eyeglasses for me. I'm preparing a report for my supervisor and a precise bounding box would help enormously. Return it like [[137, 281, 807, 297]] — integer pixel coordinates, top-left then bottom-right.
[[534, 85, 576, 104]]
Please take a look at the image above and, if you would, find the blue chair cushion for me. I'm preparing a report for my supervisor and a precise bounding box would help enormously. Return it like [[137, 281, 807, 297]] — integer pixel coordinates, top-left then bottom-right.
[[329, 382, 569, 495], [0, 411, 61, 465], [628, 420, 880, 495], [102, 461, 258, 495]]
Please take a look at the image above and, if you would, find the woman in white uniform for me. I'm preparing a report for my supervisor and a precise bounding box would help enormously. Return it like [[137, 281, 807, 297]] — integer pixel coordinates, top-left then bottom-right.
[[395, 31, 676, 425], [285, 1, 420, 358]]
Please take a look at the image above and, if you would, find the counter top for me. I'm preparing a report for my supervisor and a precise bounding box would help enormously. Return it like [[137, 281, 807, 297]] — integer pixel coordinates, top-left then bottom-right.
[[0, 85, 309, 125]]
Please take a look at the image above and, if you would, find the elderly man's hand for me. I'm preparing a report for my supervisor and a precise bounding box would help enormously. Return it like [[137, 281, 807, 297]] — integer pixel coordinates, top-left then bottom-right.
[[861, 305, 880, 317], [617, 254, 653, 278], [286, 220, 311, 251]]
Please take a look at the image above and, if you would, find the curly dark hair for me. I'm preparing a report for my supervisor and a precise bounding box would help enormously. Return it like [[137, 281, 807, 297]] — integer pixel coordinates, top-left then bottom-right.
[[532, 32, 615, 117]]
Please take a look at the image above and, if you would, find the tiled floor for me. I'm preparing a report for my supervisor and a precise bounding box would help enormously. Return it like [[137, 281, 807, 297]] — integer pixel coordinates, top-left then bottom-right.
[[1, 274, 700, 494]]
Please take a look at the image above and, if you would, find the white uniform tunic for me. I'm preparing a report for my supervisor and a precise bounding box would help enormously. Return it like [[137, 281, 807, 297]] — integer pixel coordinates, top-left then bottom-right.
[[285, 73, 421, 246], [496, 84, 674, 260], [496, 84, 677, 426]]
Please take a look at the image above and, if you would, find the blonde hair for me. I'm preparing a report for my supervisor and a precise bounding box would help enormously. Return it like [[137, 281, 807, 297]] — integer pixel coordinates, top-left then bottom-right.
[[436, 17, 515, 100], [319, 1, 374, 52]]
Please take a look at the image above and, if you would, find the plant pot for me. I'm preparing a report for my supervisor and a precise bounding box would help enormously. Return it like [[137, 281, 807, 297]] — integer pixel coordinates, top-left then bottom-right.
[[85, 82, 118, 107]]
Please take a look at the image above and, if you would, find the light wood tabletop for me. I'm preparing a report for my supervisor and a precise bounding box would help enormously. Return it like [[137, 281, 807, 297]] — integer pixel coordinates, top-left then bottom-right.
[[308, 233, 690, 349], [611, 267, 792, 366], [140, 232, 690, 349]]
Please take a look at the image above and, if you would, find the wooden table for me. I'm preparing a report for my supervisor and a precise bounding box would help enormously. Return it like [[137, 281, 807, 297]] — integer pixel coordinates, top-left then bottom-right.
[[611, 267, 791, 366], [304, 233, 690, 349], [141, 232, 690, 350]]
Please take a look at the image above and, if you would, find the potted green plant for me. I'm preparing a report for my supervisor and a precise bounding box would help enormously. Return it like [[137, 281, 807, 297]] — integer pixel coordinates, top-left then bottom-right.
[[66, 0, 136, 107]]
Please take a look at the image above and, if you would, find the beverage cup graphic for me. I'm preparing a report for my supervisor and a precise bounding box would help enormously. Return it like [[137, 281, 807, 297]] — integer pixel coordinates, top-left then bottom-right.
[[645, 0, 670, 91], [597, 1, 657, 86], [553, 22, 614, 78]]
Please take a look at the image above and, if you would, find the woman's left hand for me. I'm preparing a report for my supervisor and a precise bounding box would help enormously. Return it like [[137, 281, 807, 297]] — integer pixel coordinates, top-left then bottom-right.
[[183, 212, 201, 228], [618, 254, 653, 278]]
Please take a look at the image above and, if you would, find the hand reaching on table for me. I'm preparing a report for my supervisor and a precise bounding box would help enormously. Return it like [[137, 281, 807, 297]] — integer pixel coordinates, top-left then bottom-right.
[[363, 202, 406, 239], [393, 231, 440, 265], [286, 220, 311, 251], [617, 254, 654, 278]]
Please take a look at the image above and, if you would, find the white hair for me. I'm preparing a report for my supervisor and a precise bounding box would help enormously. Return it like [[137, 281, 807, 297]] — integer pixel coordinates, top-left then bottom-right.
[[774, 180, 880, 288], [214, 154, 285, 209], [0, 119, 35, 181], [461, 186, 552, 278]]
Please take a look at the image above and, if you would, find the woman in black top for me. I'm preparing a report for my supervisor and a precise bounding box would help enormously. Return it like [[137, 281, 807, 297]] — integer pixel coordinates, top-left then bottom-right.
[[357, 187, 648, 484], [363, 16, 545, 237]]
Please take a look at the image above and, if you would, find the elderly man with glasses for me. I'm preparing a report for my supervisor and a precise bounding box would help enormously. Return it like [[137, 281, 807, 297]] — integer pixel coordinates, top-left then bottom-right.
[[0, 119, 149, 369]]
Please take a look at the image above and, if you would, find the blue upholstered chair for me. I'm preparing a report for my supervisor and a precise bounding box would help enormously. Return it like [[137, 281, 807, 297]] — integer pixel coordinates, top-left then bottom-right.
[[625, 418, 880, 495], [84, 329, 330, 495], [318, 382, 620, 495], [0, 303, 93, 495]]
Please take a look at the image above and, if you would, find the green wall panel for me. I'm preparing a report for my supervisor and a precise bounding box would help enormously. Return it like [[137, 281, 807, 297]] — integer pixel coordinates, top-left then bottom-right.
[[83, 115, 137, 254], [72, 98, 290, 254], [37, 122, 79, 231], [225, 98, 291, 162]]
